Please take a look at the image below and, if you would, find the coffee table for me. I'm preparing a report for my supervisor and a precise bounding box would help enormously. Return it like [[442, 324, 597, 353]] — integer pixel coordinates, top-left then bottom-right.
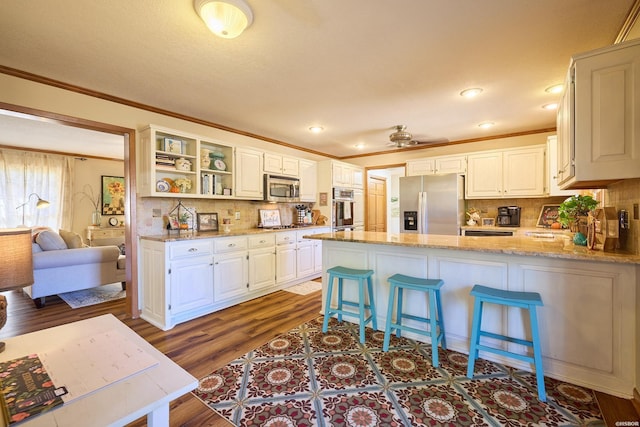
[[0, 314, 197, 427]]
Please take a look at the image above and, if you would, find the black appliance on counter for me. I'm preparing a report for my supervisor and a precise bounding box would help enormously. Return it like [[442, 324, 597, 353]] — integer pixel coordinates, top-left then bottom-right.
[[496, 206, 521, 227]]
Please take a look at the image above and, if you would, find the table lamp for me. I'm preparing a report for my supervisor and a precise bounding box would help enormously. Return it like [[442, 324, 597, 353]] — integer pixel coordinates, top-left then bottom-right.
[[0, 228, 34, 352]]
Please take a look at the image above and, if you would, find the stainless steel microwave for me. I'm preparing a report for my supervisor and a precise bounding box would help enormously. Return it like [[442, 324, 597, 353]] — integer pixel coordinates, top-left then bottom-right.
[[333, 187, 355, 201], [264, 174, 300, 202]]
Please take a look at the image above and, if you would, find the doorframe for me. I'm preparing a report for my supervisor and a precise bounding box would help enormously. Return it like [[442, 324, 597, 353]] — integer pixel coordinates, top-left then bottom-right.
[[364, 163, 406, 231], [0, 101, 140, 318]]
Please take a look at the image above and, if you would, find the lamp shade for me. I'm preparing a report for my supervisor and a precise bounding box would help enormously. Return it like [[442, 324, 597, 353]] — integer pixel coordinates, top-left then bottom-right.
[[0, 228, 34, 290], [195, 0, 253, 39]]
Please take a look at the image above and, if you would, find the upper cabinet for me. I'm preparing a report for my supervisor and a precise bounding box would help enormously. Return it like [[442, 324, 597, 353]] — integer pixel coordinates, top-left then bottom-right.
[[298, 159, 317, 202], [264, 153, 299, 177], [235, 147, 264, 199], [466, 146, 546, 199], [557, 38, 640, 189], [332, 161, 363, 188], [546, 136, 574, 196], [138, 125, 233, 198], [406, 154, 466, 176]]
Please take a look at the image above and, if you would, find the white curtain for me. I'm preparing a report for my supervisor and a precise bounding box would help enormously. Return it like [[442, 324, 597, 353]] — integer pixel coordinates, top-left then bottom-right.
[[0, 149, 74, 229]]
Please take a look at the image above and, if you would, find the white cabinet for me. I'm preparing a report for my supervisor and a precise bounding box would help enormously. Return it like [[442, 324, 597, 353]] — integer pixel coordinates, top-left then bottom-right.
[[557, 38, 640, 188], [275, 231, 297, 284], [248, 234, 276, 291], [331, 161, 363, 188], [546, 136, 574, 196], [351, 167, 364, 188], [466, 146, 546, 199], [234, 147, 264, 199], [406, 155, 466, 176], [213, 236, 249, 302], [170, 255, 214, 314], [138, 125, 233, 198], [264, 153, 299, 176], [298, 159, 317, 202], [296, 231, 315, 278], [353, 188, 364, 229]]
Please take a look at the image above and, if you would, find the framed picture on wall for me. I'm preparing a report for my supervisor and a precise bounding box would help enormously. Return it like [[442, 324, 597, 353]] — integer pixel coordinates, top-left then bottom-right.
[[102, 176, 125, 215], [197, 212, 219, 232]]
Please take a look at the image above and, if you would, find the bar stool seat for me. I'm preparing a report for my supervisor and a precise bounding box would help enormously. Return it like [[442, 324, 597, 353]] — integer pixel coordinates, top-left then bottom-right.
[[466, 284, 546, 402], [322, 266, 377, 344], [383, 274, 446, 367]]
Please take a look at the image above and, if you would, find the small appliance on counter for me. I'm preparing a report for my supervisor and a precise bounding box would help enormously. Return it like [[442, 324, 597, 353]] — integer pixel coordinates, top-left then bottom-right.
[[496, 206, 521, 227]]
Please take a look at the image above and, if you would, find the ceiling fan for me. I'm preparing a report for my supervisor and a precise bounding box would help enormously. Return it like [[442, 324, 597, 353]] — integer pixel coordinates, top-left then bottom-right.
[[386, 125, 447, 148]]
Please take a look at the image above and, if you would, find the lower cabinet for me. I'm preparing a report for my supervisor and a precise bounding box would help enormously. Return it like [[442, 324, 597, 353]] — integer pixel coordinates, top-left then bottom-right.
[[139, 228, 326, 331]]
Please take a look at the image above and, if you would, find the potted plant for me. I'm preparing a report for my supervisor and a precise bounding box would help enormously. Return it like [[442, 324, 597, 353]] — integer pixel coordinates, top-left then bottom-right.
[[558, 195, 599, 232]]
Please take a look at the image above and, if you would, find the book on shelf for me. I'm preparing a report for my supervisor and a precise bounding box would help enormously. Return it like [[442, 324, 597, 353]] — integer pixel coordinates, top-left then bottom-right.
[[0, 354, 67, 425]]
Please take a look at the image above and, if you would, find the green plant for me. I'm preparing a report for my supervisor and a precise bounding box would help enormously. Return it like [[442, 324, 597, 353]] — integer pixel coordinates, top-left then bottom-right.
[[558, 195, 599, 227]]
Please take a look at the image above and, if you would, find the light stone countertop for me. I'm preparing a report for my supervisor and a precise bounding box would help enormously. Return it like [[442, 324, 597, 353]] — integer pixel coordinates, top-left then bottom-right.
[[140, 224, 330, 243], [308, 230, 640, 265]]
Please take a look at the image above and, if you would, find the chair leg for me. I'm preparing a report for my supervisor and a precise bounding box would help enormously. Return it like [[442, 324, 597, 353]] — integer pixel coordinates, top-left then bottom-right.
[[395, 287, 404, 338], [466, 298, 483, 378], [383, 284, 396, 351], [322, 274, 335, 333], [435, 289, 446, 350], [367, 276, 377, 330], [529, 306, 546, 402], [357, 279, 366, 344], [428, 289, 440, 367], [337, 278, 344, 323]]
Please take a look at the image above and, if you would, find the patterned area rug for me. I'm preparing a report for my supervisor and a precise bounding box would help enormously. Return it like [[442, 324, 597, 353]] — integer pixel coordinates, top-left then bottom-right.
[[58, 283, 125, 309], [194, 316, 604, 426], [283, 281, 323, 295]]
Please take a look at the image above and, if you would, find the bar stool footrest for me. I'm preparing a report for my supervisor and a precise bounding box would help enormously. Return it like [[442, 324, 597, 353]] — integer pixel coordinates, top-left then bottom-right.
[[479, 331, 534, 348]]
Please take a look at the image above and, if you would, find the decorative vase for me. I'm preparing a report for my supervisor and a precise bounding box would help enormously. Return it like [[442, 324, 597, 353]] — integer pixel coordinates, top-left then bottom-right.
[[92, 210, 102, 226]]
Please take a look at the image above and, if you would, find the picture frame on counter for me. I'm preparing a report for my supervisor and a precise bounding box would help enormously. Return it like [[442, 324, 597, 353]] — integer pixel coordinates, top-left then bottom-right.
[[537, 205, 561, 228], [197, 212, 219, 232], [481, 218, 495, 226]]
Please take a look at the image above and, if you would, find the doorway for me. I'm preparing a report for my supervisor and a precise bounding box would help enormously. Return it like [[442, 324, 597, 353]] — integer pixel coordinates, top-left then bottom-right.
[[366, 175, 387, 231]]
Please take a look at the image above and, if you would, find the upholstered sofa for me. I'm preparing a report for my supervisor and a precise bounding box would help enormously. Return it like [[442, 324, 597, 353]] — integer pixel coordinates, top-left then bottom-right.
[[23, 229, 125, 308]]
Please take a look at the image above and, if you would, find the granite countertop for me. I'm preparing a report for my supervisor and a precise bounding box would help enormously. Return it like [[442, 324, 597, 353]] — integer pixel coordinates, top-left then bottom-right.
[[140, 224, 330, 243], [308, 230, 640, 265]]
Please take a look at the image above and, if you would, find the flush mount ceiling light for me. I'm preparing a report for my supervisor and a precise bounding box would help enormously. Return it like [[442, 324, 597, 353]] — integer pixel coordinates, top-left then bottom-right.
[[478, 121, 495, 129], [195, 0, 253, 39], [460, 88, 483, 98], [545, 84, 563, 94], [542, 103, 558, 110], [308, 126, 324, 133]]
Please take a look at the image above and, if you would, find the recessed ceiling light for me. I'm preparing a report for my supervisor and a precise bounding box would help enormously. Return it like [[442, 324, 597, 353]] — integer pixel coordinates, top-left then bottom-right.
[[478, 122, 494, 129], [460, 88, 483, 98], [545, 84, 563, 94], [354, 143, 365, 149], [542, 103, 558, 110], [308, 126, 324, 133]]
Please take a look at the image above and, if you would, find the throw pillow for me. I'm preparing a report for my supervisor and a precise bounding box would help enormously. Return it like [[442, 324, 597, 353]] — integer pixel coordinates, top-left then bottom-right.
[[35, 230, 68, 251], [59, 229, 84, 249]]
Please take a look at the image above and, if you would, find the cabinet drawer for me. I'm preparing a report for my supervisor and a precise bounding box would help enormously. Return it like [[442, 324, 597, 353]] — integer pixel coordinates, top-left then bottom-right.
[[169, 241, 213, 259], [275, 231, 297, 246], [248, 234, 275, 249], [214, 236, 248, 253]]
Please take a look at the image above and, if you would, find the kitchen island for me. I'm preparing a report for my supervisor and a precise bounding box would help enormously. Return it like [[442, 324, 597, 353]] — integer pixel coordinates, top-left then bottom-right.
[[308, 230, 640, 398]]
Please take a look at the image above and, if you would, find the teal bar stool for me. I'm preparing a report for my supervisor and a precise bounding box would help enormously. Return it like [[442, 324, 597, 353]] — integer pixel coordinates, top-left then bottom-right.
[[383, 274, 446, 367], [466, 284, 546, 402], [322, 266, 377, 344]]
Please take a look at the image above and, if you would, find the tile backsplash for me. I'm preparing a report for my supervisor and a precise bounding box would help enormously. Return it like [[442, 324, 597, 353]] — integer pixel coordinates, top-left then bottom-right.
[[465, 197, 568, 228], [606, 178, 640, 254]]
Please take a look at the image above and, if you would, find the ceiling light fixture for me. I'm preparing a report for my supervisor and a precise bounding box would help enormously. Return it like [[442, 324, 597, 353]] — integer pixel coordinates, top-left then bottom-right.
[[460, 88, 483, 98], [308, 126, 324, 133], [542, 103, 558, 110], [194, 0, 253, 39], [354, 143, 365, 149], [545, 84, 563, 94], [478, 122, 494, 129]]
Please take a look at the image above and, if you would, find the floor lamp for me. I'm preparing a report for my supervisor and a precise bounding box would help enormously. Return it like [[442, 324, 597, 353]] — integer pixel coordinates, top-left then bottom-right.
[[0, 228, 34, 352], [15, 193, 50, 226]]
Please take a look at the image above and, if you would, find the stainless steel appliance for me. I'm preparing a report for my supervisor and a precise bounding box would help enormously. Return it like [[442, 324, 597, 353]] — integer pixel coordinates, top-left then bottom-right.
[[399, 174, 464, 235], [264, 175, 300, 203], [496, 206, 521, 227], [332, 187, 355, 231]]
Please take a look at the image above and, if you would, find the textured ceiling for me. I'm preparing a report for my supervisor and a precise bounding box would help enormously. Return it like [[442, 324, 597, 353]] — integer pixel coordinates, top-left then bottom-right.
[[0, 0, 636, 159]]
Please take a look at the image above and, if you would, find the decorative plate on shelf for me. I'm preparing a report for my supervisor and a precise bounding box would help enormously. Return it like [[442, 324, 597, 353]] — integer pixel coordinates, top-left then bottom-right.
[[213, 159, 226, 171], [156, 180, 170, 192]]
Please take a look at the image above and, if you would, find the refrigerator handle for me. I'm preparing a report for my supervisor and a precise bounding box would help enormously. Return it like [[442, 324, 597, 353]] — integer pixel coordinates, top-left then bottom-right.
[[418, 192, 428, 234]]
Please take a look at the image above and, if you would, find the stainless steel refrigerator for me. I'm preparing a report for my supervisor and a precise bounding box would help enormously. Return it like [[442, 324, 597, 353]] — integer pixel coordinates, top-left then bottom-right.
[[399, 174, 464, 235]]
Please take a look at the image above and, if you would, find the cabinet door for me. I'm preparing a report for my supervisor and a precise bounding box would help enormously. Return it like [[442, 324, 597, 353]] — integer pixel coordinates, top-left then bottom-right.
[[573, 41, 640, 182], [332, 163, 351, 187], [547, 136, 574, 196], [282, 156, 299, 176], [213, 251, 248, 301], [465, 152, 502, 198], [296, 242, 315, 278], [235, 147, 264, 199], [557, 81, 574, 186], [169, 256, 214, 315], [351, 167, 364, 188], [353, 189, 364, 228], [435, 155, 466, 175], [276, 244, 297, 284], [313, 240, 323, 274], [249, 248, 276, 291], [299, 159, 317, 202], [503, 146, 546, 197], [264, 153, 283, 174], [406, 159, 435, 176]]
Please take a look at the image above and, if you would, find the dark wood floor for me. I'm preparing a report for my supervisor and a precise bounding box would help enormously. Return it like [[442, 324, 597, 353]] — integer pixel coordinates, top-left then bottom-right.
[[1, 286, 637, 426]]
